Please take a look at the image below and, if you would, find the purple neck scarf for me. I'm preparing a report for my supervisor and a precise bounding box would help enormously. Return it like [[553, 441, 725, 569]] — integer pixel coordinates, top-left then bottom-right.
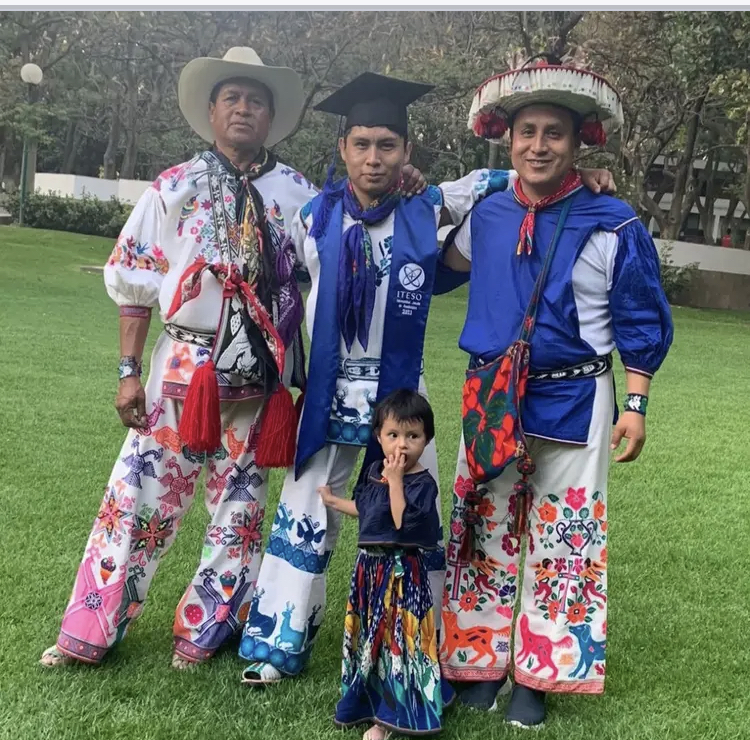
[[338, 181, 401, 352]]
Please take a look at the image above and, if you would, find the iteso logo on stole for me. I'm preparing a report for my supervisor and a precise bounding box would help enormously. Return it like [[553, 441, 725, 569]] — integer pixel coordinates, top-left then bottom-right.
[[398, 263, 425, 291]]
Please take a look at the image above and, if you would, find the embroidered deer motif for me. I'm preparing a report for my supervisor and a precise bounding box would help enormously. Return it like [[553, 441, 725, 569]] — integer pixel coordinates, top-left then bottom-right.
[[306, 604, 322, 645], [364, 390, 378, 422], [275, 602, 307, 653], [246, 588, 277, 639], [516, 613, 573, 680], [225, 425, 246, 460], [569, 623, 606, 679], [154, 425, 182, 454], [141, 400, 166, 436], [440, 611, 511, 667], [332, 389, 360, 423]]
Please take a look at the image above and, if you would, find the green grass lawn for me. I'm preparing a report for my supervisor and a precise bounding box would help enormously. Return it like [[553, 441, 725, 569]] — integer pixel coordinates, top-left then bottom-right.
[[1, 225, 750, 740]]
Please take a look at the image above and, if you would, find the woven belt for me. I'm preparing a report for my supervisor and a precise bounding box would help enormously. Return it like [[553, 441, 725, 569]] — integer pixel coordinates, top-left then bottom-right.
[[528, 354, 613, 381], [164, 323, 215, 348]]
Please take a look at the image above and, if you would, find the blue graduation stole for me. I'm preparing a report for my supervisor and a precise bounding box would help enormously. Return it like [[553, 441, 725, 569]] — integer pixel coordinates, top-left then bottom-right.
[[294, 187, 438, 479]]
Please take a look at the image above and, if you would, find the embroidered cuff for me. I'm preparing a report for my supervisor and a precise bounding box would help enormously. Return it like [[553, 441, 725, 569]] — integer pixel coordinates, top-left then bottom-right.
[[624, 365, 654, 379], [623, 393, 648, 416], [119, 306, 152, 319]]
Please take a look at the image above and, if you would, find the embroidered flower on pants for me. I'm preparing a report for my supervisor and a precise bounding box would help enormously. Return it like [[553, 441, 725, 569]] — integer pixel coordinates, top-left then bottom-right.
[[459, 590, 479, 612], [566, 603, 586, 624], [565, 487, 587, 511], [538, 502, 557, 523]]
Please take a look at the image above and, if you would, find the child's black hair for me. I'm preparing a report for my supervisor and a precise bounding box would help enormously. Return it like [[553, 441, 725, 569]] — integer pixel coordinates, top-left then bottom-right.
[[372, 388, 435, 442]]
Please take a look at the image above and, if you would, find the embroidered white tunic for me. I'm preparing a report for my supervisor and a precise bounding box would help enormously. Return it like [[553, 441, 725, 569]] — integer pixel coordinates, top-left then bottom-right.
[[103, 152, 317, 399]]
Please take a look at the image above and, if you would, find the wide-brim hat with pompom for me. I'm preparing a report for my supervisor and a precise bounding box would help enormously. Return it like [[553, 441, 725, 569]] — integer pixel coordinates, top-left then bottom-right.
[[468, 57, 624, 149], [178, 47, 304, 148]]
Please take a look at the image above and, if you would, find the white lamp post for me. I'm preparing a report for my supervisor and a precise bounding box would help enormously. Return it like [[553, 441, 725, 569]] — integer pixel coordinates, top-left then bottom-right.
[[19, 63, 43, 226]]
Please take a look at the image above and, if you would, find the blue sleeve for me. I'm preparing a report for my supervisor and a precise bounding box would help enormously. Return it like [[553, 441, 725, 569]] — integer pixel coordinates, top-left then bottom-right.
[[401, 474, 439, 528], [483, 169, 511, 198], [609, 220, 674, 377]]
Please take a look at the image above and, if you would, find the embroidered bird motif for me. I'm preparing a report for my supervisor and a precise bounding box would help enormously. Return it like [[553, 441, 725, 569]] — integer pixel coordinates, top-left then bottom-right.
[[177, 196, 199, 236]]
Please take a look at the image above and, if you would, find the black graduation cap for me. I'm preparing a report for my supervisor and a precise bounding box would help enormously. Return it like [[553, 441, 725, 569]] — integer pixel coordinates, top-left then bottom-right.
[[314, 72, 434, 138]]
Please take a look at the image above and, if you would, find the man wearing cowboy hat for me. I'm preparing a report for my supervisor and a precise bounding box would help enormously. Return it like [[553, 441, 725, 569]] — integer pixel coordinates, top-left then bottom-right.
[[40, 47, 335, 670], [437, 57, 673, 727]]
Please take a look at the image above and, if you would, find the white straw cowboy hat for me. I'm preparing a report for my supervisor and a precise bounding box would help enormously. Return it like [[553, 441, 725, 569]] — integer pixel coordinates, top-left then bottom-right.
[[469, 57, 624, 150], [178, 47, 305, 148]]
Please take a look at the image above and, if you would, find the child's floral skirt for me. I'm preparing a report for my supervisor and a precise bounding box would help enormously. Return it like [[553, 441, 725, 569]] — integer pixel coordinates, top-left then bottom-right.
[[334, 548, 455, 736]]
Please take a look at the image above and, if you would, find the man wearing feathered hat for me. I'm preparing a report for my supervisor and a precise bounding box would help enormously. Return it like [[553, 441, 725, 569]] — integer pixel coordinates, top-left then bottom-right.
[[437, 57, 674, 727], [40, 47, 325, 670]]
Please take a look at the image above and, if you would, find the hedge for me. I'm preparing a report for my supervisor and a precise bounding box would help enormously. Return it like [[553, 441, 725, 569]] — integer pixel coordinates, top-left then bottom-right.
[[6, 190, 132, 239]]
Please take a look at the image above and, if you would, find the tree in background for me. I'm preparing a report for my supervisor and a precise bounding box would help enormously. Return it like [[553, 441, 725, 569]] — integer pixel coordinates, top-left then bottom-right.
[[1, 9, 748, 247]]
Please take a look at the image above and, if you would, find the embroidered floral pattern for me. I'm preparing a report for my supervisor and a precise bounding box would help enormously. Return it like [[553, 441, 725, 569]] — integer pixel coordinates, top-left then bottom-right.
[[108, 236, 169, 274]]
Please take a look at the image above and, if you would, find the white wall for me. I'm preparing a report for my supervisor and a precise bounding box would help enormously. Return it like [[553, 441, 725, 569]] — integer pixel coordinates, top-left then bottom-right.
[[656, 238, 750, 276], [34, 173, 150, 205]]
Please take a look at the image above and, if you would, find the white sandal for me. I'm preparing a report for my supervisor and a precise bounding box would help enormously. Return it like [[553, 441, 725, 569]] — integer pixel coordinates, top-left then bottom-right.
[[39, 645, 76, 668], [241, 661, 284, 685]]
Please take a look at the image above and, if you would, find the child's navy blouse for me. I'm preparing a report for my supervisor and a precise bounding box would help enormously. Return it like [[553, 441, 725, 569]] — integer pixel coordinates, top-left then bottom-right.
[[355, 461, 440, 550]]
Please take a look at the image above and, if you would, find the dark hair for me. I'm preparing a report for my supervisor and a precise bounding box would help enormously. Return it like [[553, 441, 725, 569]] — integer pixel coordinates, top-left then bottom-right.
[[342, 126, 408, 146], [209, 77, 275, 117], [372, 388, 435, 442]]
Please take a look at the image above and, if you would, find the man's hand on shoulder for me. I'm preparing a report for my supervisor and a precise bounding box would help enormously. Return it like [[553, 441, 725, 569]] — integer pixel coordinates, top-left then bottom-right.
[[402, 164, 427, 197], [580, 168, 617, 195]]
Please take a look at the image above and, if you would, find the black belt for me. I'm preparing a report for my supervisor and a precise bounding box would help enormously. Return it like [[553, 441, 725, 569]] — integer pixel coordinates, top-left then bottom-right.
[[528, 354, 612, 381], [164, 323, 215, 348], [469, 353, 612, 380]]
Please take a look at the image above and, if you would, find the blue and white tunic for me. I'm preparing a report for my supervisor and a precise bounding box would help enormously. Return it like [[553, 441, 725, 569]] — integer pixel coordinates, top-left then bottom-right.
[[448, 187, 673, 443], [290, 169, 514, 448]]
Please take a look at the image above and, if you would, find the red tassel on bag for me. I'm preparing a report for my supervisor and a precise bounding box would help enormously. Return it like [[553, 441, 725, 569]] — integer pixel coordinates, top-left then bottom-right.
[[178, 360, 221, 453], [458, 524, 474, 562], [255, 385, 297, 469]]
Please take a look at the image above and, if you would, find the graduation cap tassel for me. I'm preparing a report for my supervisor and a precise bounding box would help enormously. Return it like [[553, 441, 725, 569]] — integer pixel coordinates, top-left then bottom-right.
[[310, 117, 345, 241]]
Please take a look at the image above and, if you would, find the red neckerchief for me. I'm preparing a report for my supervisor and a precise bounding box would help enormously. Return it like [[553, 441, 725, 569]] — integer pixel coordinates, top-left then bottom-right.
[[512, 169, 582, 256]]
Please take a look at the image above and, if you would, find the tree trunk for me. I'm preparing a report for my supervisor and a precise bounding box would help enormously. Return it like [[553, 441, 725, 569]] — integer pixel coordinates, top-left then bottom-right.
[[102, 94, 121, 180], [663, 89, 708, 240], [120, 128, 139, 179], [693, 149, 715, 239], [61, 120, 81, 174]]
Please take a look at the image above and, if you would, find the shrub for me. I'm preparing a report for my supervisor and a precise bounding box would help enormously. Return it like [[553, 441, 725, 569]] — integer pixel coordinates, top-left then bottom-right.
[[6, 190, 132, 238], [658, 242, 699, 303]]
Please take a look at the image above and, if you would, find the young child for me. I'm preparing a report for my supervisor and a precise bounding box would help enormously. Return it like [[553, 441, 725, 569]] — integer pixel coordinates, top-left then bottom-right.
[[319, 389, 454, 740]]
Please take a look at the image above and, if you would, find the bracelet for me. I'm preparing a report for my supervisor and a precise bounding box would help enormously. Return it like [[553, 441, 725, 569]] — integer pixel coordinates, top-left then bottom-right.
[[623, 393, 648, 416], [118, 356, 142, 381]]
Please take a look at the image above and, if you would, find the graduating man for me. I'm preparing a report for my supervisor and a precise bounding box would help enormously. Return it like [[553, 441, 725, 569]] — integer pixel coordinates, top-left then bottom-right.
[[238, 72, 614, 685], [437, 58, 674, 727]]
